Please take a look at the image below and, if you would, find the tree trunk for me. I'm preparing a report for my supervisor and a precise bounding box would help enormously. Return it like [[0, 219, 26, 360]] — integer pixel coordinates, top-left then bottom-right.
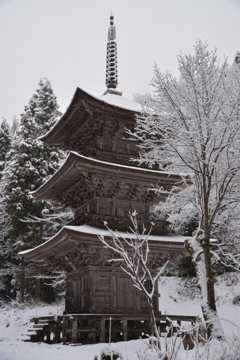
[[19, 259, 25, 303], [146, 297, 162, 351], [185, 235, 225, 340], [35, 264, 41, 302], [202, 239, 225, 339], [35, 221, 44, 302]]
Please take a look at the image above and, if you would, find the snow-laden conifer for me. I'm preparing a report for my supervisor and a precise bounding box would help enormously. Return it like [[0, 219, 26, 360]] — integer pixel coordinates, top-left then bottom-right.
[[0, 118, 11, 178], [3, 78, 66, 251], [1, 79, 71, 302], [0, 118, 18, 301]]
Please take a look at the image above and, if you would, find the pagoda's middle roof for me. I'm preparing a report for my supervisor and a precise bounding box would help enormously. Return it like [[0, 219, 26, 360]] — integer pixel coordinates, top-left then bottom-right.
[[33, 151, 184, 205]]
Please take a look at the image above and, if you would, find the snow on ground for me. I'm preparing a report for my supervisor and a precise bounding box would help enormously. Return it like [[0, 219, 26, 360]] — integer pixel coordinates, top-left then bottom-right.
[[0, 274, 240, 360], [159, 273, 240, 339], [0, 301, 148, 360]]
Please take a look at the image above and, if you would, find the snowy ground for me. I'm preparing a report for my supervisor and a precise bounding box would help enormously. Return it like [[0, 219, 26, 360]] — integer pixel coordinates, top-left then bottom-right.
[[0, 274, 240, 360]]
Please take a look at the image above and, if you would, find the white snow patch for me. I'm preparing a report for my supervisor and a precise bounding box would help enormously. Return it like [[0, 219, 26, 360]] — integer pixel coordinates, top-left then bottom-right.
[[64, 224, 188, 242], [19, 224, 188, 256], [159, 275, 240, 338], [0, 275, 239, 360], [99, 92, 141, 112]]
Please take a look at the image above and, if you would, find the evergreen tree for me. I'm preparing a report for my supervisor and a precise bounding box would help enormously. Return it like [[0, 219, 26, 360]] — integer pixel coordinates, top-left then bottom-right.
[[4, 78, 65, 252], [0, 119, 16, 301], [0, 118, 11, 178], [1, 78, 70, 302], [11, 116, 19, 138], [0, 190, 18, 302]]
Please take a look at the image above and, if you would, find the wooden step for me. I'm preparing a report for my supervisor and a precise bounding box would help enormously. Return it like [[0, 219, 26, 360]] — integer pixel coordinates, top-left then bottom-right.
[[33, 324, 44, 329], [30, 316, 54, 322]]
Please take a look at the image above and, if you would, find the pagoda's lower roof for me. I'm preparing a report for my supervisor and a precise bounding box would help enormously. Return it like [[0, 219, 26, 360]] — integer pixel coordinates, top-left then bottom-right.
[[19, 223, 188, 263]]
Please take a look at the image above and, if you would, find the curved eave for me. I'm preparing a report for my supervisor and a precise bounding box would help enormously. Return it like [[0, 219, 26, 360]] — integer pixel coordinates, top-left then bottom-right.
[[40, 87, 141, 146], [32, 151, 188, 202], [19, 224, 187, 262], [19, 227, 70, 261]]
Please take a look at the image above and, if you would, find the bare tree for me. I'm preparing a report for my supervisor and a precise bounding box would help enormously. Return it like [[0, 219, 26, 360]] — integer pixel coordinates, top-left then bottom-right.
[[99, 211, 168, 353], [130, 40, 240, 339]]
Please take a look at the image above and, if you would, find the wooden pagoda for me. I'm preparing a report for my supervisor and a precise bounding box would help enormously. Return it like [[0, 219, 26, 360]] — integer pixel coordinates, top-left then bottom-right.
[[20, 15, 189, 343]]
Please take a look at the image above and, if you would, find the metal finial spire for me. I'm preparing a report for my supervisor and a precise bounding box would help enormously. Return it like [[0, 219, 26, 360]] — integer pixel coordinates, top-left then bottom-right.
[[105, 13, 118, 89]]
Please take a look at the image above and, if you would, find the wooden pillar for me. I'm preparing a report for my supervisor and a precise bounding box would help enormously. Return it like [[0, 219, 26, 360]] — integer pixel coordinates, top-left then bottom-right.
[[72, 318, 78, 343], [46, 331, 51, 343], [54, 316, 61, 343], [62, 317, 67, 344], [100, 317, 106, 343], [19, 258, 25, 303], [92, 271, 96, 312], [35, 263, 41, 303], [111, 272, 117, 311], [123, 317, 128, 341], [166, 319, 172, 337]]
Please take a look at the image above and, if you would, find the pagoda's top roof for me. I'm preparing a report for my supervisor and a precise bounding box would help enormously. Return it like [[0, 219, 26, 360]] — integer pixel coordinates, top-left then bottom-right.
[[41, 87, 141, 146], [98, 91, 141, 112], [19, 223, 188, 262]]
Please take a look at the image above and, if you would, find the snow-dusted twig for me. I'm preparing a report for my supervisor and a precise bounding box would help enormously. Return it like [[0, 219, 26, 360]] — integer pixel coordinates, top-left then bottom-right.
[[99, 212, 169, 352]]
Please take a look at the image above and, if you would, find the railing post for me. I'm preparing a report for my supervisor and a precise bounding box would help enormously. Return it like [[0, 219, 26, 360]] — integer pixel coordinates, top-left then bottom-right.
[[123, 317, 128, 341], [100, 316, 105, 343], [62, 317, 67, 344], [72, 317, 78, 343], [54, 316, 61, 343]]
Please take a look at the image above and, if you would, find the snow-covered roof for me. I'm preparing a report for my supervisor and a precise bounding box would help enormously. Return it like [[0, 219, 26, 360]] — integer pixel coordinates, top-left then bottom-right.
[[31, 150, 186, 201], [67, 151, 180, 176], [34, 150, 183, 194], [65, 224, 188, 242], [98, 92, 141, 112], [19, 223, 188, 257], [40, 86, 141, 143]]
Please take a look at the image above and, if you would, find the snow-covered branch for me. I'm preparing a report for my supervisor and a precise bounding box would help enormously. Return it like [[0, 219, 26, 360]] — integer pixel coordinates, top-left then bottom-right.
[[129, 40, 240, 339], [99, 212, 169, 350], [99, 212, 168, 301]]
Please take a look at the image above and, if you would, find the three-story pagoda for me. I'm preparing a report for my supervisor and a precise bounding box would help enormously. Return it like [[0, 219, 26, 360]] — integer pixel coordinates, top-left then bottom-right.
[[20, 15, 188, 340]]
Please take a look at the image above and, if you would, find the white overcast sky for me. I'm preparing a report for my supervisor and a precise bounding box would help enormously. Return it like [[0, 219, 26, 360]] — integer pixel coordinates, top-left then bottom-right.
[[1, 0, 240, 123]]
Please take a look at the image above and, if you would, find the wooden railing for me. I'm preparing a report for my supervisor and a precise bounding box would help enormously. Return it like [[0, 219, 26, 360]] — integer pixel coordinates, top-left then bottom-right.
[[27, 313, 197, 344]]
